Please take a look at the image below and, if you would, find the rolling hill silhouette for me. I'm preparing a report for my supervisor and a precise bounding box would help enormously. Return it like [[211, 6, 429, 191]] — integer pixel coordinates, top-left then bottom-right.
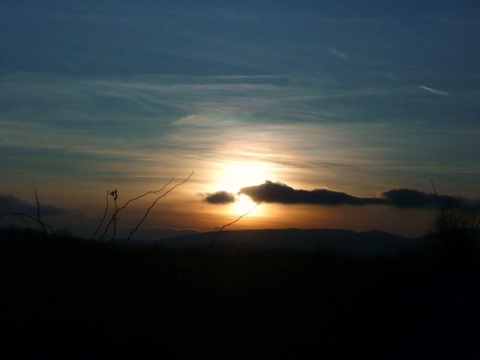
[[153, 228, 425, 255]]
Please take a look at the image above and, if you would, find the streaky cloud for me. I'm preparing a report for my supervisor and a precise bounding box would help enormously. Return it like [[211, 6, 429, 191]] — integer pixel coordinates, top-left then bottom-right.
[[418, 85, 450, 97], [326, 46, 348, 60]]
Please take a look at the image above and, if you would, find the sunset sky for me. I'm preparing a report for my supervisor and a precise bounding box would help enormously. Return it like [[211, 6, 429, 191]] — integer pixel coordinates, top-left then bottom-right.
[[1, 1, 479, 238]]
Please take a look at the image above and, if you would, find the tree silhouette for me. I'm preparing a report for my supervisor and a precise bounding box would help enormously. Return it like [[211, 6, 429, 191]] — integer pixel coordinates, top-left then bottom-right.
[[429, 181, 479, 261]]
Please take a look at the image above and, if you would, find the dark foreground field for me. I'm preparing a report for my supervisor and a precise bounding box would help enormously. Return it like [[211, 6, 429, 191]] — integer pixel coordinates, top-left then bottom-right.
[[1, 228, 479, 359]]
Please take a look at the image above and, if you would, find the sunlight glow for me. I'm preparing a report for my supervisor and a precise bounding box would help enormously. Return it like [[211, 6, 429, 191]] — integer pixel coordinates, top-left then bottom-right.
[[231, 194, 262, 216], [216, 161, 271, 194], [214, 160, 273, 217]]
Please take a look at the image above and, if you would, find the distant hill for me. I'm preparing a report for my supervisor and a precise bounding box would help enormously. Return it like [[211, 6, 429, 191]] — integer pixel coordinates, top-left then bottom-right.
[[120, 227, 200, 241], [152, 228, 425, 256]]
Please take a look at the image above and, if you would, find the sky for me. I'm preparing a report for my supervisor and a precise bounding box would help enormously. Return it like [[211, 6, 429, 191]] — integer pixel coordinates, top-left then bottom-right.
[[1, 1, 479, 239]]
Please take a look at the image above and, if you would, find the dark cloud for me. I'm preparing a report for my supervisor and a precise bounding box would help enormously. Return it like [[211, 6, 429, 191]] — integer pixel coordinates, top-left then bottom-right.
[[235, 181, 475, 209], [381, 188, 457, 208], [205, 191, 236, 204], [239, 181, 381, 206], [0, 194, 71, 216]]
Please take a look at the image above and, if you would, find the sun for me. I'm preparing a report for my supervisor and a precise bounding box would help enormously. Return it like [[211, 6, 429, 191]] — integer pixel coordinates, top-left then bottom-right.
[[231, 194, 262, 216], [216, 161, 271, 193], [213, 160, 272, 216]]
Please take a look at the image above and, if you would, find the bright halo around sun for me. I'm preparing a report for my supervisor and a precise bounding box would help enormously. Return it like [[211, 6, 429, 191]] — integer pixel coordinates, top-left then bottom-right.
[[231, 194, 262, 216], [215, 161, 272, 216]]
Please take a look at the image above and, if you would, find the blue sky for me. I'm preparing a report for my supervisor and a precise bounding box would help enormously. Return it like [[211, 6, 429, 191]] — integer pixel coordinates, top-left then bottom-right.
[[1, 1, 479, 237]]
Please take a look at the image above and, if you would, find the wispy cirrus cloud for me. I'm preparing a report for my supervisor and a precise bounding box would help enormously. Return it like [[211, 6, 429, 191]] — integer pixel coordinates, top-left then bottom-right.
[[1, 70, 479, 202], [418, 85, 450, 96], [326, 46, 349, 60]]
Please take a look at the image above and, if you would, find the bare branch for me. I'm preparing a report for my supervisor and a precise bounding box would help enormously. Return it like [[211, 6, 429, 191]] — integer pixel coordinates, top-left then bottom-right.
[[125, 171, 194, 243], [0, 212, 56, 233], [98, 190, 118, 241], [117, 178, 174, 213], [112, 191, 118, 242], [431, 179, 445, 213], [210, 199, 264, 245], [0, 199, 31, 229], [98, 178, 175, 242], [91, 191, 110, 240], [35, 188, 55, 236]]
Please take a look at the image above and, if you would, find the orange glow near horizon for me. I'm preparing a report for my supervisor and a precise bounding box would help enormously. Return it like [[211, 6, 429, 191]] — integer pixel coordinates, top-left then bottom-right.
[[187, 203, 433, 238]]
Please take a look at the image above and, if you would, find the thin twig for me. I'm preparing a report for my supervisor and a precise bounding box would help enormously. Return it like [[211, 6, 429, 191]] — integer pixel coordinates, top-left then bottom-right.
[[112, 191, 118, 242], [431, 180, 445, 213], [98, 178, 175, 242], [125, 171, 194, 243], [0, 200, 31, 229], [91, 191, 110, 240], [35, 188, 50, 236], [117, 178, 174, 213], [98, 190, 117, 241], [210, 199, 264, 245], [0, 212, 55, 233]]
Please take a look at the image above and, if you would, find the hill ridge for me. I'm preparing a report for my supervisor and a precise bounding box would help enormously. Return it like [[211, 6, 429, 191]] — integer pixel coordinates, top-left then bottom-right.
[[153, 228, 424, 255]]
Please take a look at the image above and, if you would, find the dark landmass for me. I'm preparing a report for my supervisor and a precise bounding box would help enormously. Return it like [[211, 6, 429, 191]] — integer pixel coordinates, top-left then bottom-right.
[[1, 227, 479, 359], [122, 227, 201, 241], [155, 228, 426, 255]]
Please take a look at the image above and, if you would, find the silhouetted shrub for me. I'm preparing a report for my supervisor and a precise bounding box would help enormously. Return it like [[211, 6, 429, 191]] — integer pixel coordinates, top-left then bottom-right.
[[428, 194, 479, 262]]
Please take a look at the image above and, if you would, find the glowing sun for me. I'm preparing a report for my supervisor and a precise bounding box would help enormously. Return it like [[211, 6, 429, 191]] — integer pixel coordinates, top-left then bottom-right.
[[214, 161, 272, 216], [231, 193, 262, 216]]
